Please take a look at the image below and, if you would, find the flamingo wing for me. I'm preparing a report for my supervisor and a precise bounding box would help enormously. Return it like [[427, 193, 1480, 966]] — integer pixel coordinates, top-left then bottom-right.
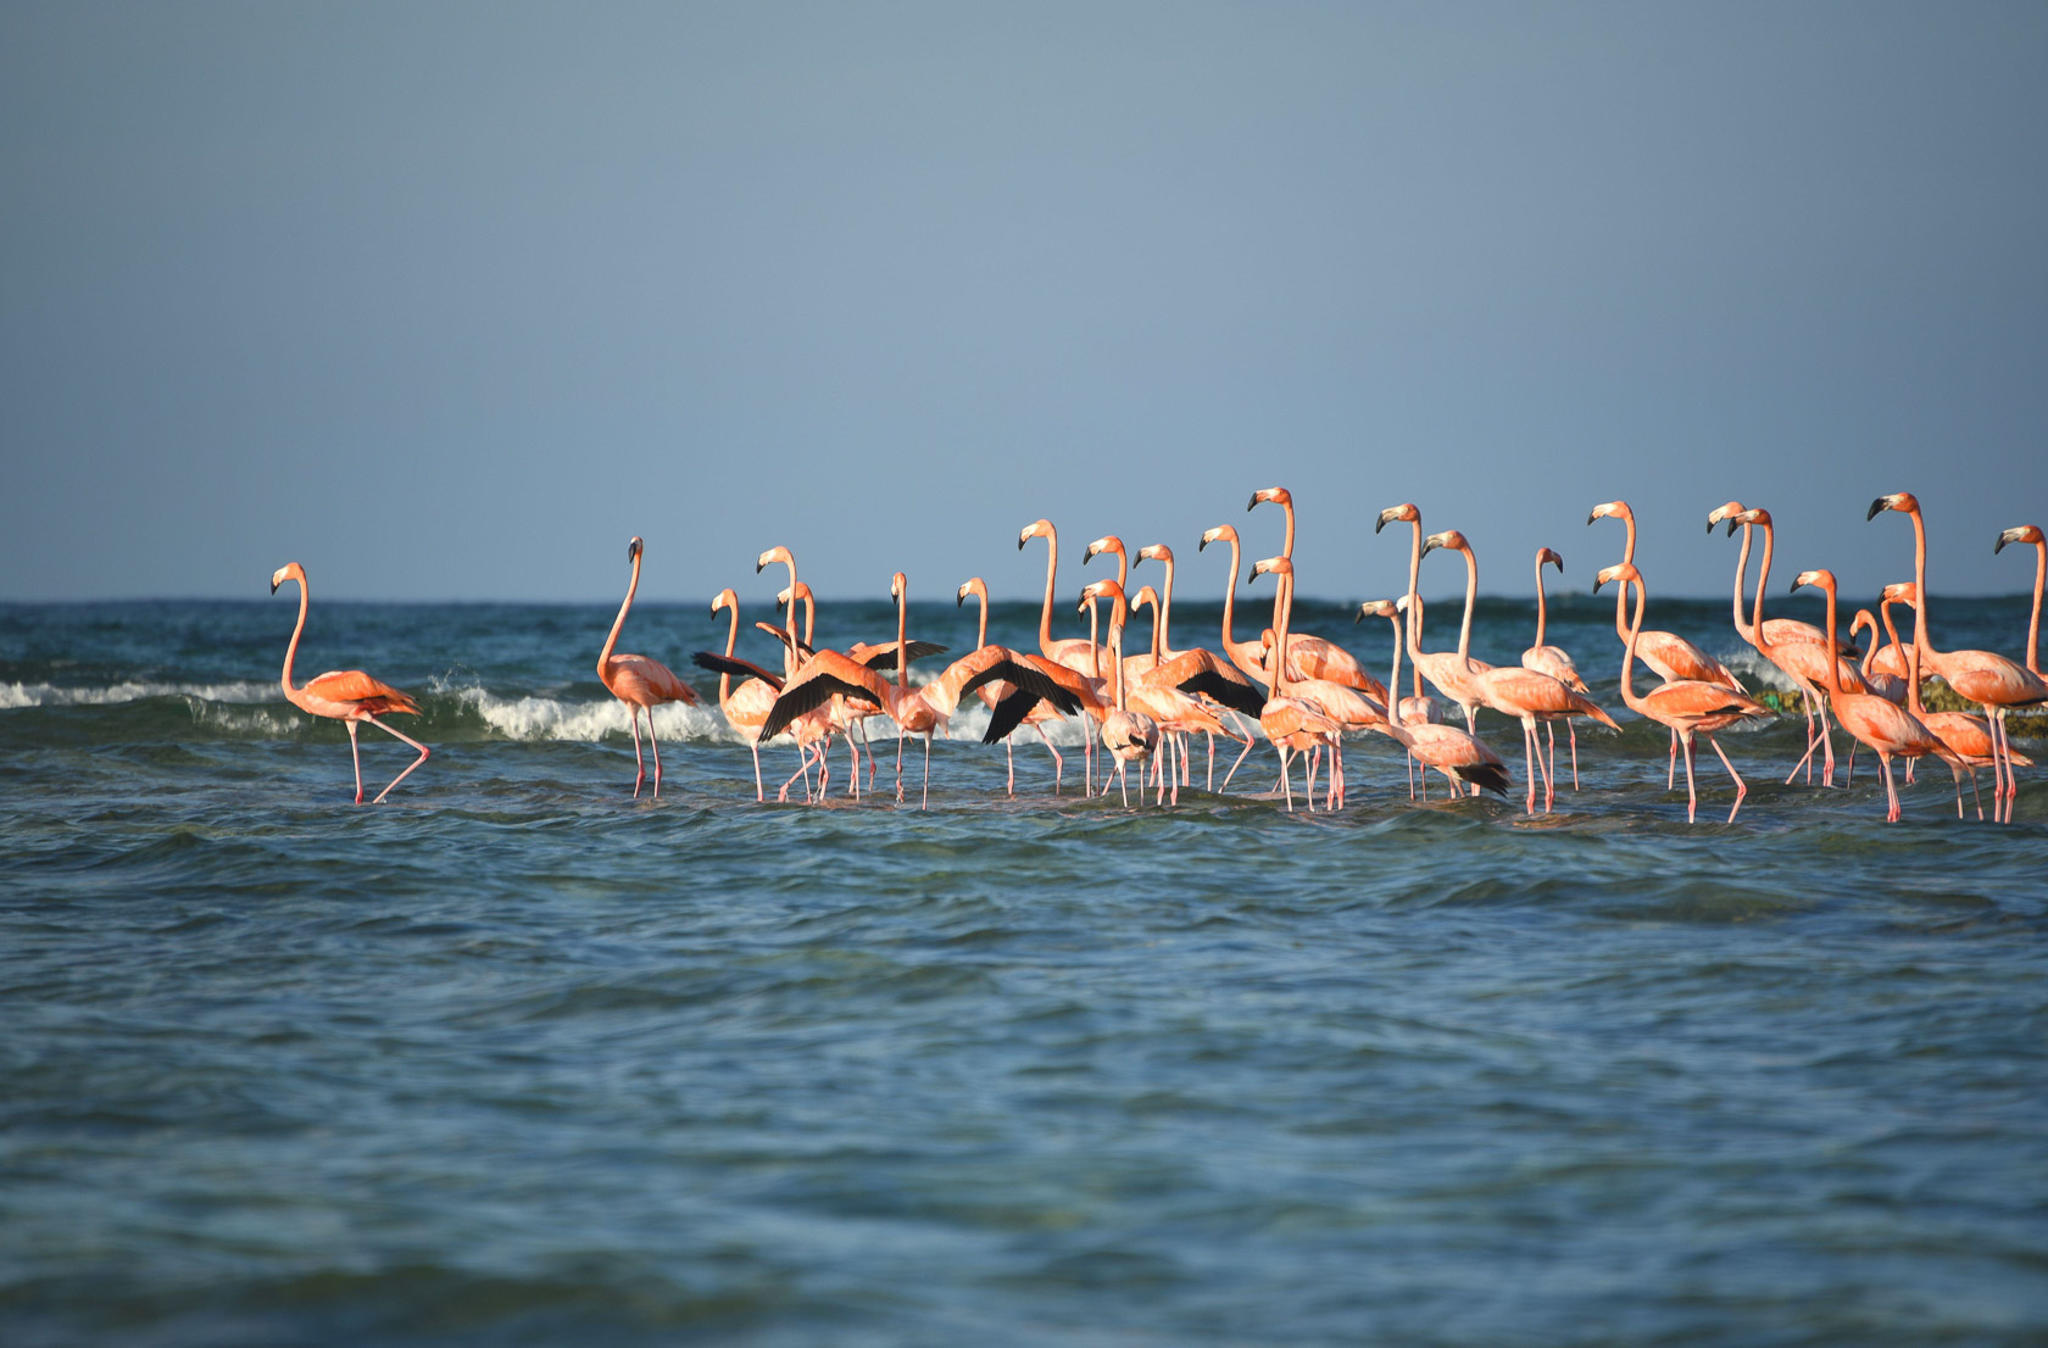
[[758, 653, 891, 742], [983, 688, 1043, 744], [955, 655, 1083, 716], [693, 651, 785, 691], [302, 669, 420, 715], [851, 639, 949, 669]]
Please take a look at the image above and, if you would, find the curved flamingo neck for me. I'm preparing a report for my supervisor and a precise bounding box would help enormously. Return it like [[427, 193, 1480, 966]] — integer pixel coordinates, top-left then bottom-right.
[[1084, 597, 1101, 681], [1106, 598, 1128, 709], [1614, 574, 1645, 713], [600, 551, 640, 677], [1217, 533, 1242, 653], [1382, 611, 1405, 727], [1281, 500, 1296, 558], [1731, 524, 1757, 644], [1036, 532, 1059, 658], [718, 600, 739, 706], [1853, 616, 1877, 678], [1815, 581, 1845, 696], [1748, 522, 1778, 655], [1269, 573, 1293, 696], [1455, 543, 1478, 665], [1620, 505, 1638, 565], [280, 573, 308, 697], [971, 588, 989, 650], [895, 585, 909, 689], [2026, 539, 2045, 675], [1404, 520, 1425, 697], [1908, 505, 1938, 662], [1156, 553, 1176, 655], [1533, 554, 1550, 649]]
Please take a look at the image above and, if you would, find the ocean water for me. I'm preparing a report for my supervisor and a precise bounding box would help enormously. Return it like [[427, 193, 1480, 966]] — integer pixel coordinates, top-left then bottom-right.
[[3, 591, 2045, 1346]]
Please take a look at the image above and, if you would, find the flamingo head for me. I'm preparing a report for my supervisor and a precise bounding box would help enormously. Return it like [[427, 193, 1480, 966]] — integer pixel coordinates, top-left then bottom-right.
[[1018, 519, 1054, 549], [1136, 542, 1172, 566], [1731, 507, 1770, 529], [1705, 501, 1747, 535], [1375, 503, 1419, 534], [1356, 598, 1398, 622], [1996, 524, 2045, 553], [1851, 609, 1876, 638], [627, 536, 643, 563], [1198, 524, 1235, 551], [1131, 585, 1160, 615], [1247, 555, 1293, 585], [756, 544, 794, 575], [1880, 581, 1920, 607], [1083, 535, 1124, 565], [1867, 492, 1919, 520], [890, 571, 906, 601], [1587, 500, 1629, 526], [1593, 562, 1640, 594], [775, 585, 794, 606], [956, 577, 985, 607], [1247, 485, 1292, 511], [1421, 529, 1467, 558], [711, 587, 737, 616], [269, 562, 304, 595], [1789, 569, 1836, 596], [1537, 547, 1564, 573]]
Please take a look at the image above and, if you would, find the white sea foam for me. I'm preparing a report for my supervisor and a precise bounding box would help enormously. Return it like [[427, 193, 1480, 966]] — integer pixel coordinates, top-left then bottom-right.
[[0, 680, 276, 709]]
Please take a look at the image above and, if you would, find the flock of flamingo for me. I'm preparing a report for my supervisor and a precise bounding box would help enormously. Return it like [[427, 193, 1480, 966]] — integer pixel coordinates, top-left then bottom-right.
[[268, 490, 2044, 824]]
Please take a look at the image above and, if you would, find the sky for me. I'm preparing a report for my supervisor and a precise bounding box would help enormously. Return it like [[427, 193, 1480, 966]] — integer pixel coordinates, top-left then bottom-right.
[[3, 1, 2045, 608]]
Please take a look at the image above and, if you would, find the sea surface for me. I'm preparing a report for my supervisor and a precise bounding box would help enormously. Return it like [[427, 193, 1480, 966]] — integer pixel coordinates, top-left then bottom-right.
[[4, 591, 2046, 1346]]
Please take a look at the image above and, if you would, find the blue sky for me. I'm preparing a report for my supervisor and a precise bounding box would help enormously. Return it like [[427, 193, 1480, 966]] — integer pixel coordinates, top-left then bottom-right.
[[4, 2, 2044, 606]]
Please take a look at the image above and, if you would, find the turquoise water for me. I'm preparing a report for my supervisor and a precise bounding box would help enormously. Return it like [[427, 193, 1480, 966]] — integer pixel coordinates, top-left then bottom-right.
[[4, 595, 2045, 1345]]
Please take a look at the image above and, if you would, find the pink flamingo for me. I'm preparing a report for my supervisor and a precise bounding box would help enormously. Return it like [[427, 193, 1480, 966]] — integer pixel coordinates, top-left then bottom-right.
[[1125, 587, 1262, 803], [596, 537, 700, 800], [1722, 508, 1865, 787], [1871, 493, 2048, 823], [1522, 547, 1592, 790], [1426, 531, 1619, 813], [1788, 569, 1966, 822], [953, 577, 1071, 793], [1878, 581, 2033, 819], [1197, 523, 1278, 688], [1134, 540, 1267, 791], [1077, 578, 1162, 806], [1591, 499, 1744, 788], [698, 588, 782, 801], [1356, 599, 1511, 800], [1246, 486, 1387, 700], [1373, 505, 1451, 797], [1595, 563, 1769, 823], [1245, 558, 1348, 811], [270, 562, 431, 804]]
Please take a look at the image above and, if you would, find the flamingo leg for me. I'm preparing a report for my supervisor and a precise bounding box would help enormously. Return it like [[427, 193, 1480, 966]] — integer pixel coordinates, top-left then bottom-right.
[[921, 733, 931, 810], [629, 705, 646, 798], [1708, 735, 1745, 823], [1118, 760, 1130, 806], [1004, 736, 1015, 796], [346, 721, 365, 804], [1680, 731, 1700, 823], [647, 708, 664, 800], [1535, 722, 1555, 812], [1819, 699, 1838, 787], [1206, 732, 1216, 793], [1035, 721, 1064, 793], [1668, 729, 1678, 791], [1544, 722, 1557, 798], [1881, 753, 1900, 823], [1521, 723, 1539, 814], [1785, 726, 1826, 784], [1221, 730, 1255, 791], [362, 713, 431, 805], [751, 742, 765, 803], [1568, 720, 1579, 790]]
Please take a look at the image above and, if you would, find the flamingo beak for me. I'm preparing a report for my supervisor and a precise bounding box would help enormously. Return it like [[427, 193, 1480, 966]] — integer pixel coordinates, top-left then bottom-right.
[[1421, 537, 1442, 557], [270, 579, 279, 594], [1586, 510, 1599, 526], [1245, 493, 1259, 512], [1867, 497, 1889, 521]]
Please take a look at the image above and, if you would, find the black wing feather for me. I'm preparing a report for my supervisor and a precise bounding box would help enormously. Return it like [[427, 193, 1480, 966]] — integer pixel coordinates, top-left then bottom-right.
[[758, 674, 884, 743], [983, 688, 1041, 744], [1457, 762, 1512, 797], [692, 651, 784, 691], [1173, 667, 1266, 717], [957, 659, 1083, 716]]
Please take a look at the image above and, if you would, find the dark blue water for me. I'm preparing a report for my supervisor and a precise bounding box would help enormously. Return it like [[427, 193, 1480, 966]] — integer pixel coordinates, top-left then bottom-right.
[[4, 594, 2045, 1345]]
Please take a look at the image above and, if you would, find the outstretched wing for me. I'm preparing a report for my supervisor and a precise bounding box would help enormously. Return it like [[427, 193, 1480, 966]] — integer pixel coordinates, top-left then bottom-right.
[[692, 651, 784, 691], [956, 656, 1083, 716], [754, 622, 816, 663], [982, 688, 1043, 744], [757, 652, 891, 742], [851, 639, 949, 669], [1151, 649, 1265, 717]]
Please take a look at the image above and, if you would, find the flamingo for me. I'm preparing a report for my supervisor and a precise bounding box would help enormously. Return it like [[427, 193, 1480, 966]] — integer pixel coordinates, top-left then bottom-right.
[[1134, 540, 1267, 791], [1355, 599, 1511, 800], [1722, 508, 1865, 788], [1706, 501, 1833, 648], [1878, 581, 2033, 819], [1788, 569, 1967, 823], [1246, 486, 1386, 699], [1995, 524, 2045, 680], [1373, 504, 1452, 797], [1412, 529, 1496, 749], [596, 536, 700, 800], [1246, 557, 1349, 812], [1591, 499, 1744, 788], [1425, 531, 1619, 814], [1077, 578, 1161, 806], [1197, 523, 1277, 687], [1125, 585, 1264, 802], [953, 577, 1071, 793], [1522, 547, 1592, 790], [1594, 563, 1769, 823], [269, 561, 431, 804], [698, 588, 782, 801], [1850, 611, 1909, 705], [1871, 493, 2048, 823]]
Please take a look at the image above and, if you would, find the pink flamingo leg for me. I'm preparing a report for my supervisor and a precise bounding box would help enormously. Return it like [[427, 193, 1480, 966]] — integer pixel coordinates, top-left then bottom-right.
[[1680, 731, 1700, 823], [1568, 720, 1579, 790], [751, 744, 764, 803], [1221, 729, 1255, 791], [1035, 722, 1064, 793], [628, 705, 646, 798], [648, 709, 664, 800], [1708, 735, 1745, 823], [1668, 729, 1678, 791], [921, 733, 932, 810], [362, 713, 431, 805], [346, 721, 365, 804]]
